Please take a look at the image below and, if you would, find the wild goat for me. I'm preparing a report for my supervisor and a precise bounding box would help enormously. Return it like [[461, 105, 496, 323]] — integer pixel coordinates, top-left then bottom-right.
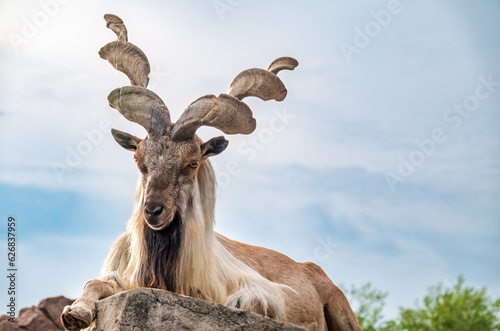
[[61, 14, 362, 331]]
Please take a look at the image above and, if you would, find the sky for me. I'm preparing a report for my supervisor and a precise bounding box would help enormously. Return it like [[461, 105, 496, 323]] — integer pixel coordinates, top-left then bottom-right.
[[0, 0, 499, 322]]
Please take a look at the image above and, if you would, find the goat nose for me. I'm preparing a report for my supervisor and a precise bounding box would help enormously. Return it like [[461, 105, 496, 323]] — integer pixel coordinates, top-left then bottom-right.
[[144, 203, 164, 217]]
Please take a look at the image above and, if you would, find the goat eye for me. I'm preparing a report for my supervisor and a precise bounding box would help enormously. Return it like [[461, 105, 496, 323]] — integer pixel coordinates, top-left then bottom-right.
[[188, 161, 199, 169]]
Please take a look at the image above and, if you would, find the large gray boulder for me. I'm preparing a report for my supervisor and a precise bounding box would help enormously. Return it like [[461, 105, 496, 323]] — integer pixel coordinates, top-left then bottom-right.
[[86, 288, 307, 331]]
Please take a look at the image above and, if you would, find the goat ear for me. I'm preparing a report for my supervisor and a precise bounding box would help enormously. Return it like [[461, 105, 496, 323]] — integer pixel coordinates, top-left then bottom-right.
[[201, 136, 229, 158], [111, 128, 142, 151]]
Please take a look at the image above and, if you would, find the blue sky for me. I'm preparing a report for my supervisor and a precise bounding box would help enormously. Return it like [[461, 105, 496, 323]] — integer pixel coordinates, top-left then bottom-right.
[[0, 0, 499, 321]]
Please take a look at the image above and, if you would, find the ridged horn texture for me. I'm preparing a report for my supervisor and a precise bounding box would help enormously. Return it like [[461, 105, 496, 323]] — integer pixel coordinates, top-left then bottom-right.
[[100, 15, 297, 143], [227, 56, 299, 102], [99, 14, 150, 88], [108, 86, 171, 139], [171, 94, 256, 142], [104, 14, 128, 41], [267, 56, 299, 74], [172, 57, 298, 141]]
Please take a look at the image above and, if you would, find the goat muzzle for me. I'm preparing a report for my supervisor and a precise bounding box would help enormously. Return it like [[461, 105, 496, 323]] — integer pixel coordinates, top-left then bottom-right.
[[145, 203, 163, 218], [144, 201, 171, 230]]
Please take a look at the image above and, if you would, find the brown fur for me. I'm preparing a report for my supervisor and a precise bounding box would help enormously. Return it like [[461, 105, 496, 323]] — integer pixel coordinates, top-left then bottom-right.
[[218, 234, 361, 330]]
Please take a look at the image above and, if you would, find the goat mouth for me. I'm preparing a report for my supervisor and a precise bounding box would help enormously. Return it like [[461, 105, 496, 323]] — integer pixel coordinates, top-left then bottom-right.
[[145, 210, 180, 231]]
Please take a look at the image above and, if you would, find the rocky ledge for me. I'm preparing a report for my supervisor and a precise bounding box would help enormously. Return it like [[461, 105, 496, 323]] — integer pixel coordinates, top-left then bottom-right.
[[86, 288, 307, 331], [1, 288, 307, 331]]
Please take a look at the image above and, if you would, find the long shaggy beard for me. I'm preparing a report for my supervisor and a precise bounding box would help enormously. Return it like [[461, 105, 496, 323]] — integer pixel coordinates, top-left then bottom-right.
[[138, 211, 183, 291]]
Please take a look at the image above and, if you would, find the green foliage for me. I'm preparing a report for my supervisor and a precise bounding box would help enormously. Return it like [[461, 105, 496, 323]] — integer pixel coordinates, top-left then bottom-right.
[[344, 282, 390, 331], [398, 275, 500, 331], [347, 276, 500, 331]]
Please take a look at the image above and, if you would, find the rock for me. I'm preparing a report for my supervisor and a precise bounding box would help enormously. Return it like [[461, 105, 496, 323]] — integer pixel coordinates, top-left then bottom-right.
[[17, 307, 60, 331], [0, 296, 73, 331], [38, 296, 74, 329], [0, 315, 20, 331], [86, 288, 307, 331]]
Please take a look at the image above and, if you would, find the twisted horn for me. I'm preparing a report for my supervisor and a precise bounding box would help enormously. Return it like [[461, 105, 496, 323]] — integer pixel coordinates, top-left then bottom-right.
[[99, 14, 150, 88], [171, 57, 298, 141], [171, 94, 255, 141], [108, 86, 171, 139], [104, 14, 128, 41], [227, 56, 299, 101], [267, 56, 299, 74]]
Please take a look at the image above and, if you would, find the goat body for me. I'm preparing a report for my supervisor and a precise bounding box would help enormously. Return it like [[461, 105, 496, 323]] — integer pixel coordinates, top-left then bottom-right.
[[63, 163, 361, 331]]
